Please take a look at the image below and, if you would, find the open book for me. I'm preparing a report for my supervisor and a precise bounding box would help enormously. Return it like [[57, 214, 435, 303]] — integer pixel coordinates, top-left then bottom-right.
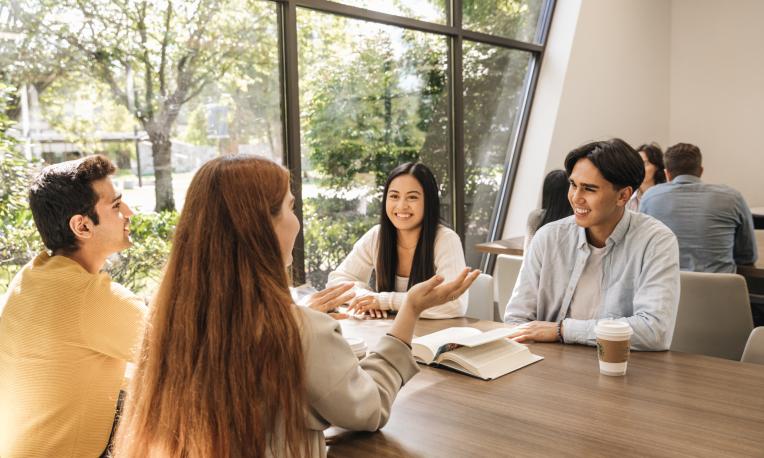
[[412, 327, 543, 380]]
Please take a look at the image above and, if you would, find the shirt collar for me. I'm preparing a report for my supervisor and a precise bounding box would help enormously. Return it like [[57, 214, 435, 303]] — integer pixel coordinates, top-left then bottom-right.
[[576, 209, 631, 250], [672, 174, 701, 184]]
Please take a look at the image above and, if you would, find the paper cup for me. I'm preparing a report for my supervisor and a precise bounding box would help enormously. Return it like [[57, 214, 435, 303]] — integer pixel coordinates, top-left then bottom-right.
[[345, 336, 368, 360], [595, 320, 633, 376]]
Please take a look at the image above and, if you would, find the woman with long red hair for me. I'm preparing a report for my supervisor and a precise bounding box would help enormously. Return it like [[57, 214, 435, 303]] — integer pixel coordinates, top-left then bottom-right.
[[115, 155, 477, 457]]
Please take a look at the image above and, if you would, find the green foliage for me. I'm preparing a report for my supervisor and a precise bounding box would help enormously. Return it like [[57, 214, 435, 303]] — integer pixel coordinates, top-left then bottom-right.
[[0, 85, 44, 290], [106, 211, 178, 293], [183, 105, 212, 146], [37, 72, 134, 154], [0, 82, 176, 294], [462, 0, 537, 41], [301, 27, 445, 190], [303, 195, 377, 289]]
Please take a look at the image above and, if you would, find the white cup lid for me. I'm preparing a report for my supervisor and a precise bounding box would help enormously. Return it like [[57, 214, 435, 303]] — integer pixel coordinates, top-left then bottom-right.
[[345, 336, 367, 352], [595, 319, 633, 339]]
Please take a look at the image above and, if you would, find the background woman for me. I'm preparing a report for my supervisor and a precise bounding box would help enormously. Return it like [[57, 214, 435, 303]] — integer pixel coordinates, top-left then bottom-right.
[[327, 162, 468, 319], [114, 155, 476, 457], [628, 143, 666, 211], [525, 169, 573, 250]]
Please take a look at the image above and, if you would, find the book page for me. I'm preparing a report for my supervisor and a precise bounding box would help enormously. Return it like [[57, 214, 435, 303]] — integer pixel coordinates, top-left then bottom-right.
[[439, 339, 543, 380], [442, 339, 525, 368], [447, 327, 515, 347], [412, 327, 481, 364]]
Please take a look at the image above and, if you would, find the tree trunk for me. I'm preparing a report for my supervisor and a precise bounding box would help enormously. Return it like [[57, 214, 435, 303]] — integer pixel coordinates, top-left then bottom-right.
[[148, 129, 175, 212]]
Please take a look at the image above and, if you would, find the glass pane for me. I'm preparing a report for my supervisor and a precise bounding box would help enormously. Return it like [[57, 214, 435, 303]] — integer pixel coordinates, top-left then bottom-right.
[[298, 9, 450, 288], [27, 1, 281, 215], [329, 0, 447, 24], [463, 41, 532, 267], [5, 0, 281, 293], [463, 0, 546, 43]]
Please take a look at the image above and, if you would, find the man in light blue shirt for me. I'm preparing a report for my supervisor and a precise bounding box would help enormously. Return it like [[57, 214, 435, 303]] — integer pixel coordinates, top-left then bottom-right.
[[505, 139, 680, 351], [640, 142, 757, 273]]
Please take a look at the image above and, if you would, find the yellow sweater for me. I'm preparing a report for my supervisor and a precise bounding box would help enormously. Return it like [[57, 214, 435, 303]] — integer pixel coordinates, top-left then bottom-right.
[[0, 253, 147, 457]]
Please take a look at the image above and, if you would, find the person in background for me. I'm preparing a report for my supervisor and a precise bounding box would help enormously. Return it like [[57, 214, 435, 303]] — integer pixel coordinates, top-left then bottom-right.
[[640, 142, 757, 273], [114, 155, 477, 457], [627, 143, 666, 211], [327, 162, 469, 319], [0, 155, 146, 457], [504, 139, 680, 351], [524, 169, 573, 251]]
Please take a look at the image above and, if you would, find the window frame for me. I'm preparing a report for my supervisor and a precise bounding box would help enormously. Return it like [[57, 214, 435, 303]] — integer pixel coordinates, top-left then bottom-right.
[[275, 0, 556, 281]]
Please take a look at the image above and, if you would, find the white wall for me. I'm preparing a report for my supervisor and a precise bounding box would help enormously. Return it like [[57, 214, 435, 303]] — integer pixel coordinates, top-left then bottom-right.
[[504, 0, 670, 237], [503, 0, 582, 238], [504, 0, 764, 238], [670, 0, 764, 206]]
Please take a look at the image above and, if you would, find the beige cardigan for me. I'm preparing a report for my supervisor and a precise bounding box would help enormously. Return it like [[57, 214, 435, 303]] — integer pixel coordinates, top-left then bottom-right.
[[267, 307, 419, 457]]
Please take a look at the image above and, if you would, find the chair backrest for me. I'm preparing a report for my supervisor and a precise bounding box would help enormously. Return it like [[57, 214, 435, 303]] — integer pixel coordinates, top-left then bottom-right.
[[493, 254, 523, 321], [671, 271, 753, 360], [465, 273, 494, 321], [741, 327, 764, 364]]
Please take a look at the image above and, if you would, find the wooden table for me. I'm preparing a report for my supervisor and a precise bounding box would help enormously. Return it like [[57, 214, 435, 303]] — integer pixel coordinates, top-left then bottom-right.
[[327, 318, 764, 457], [474, 236, 525, 256]]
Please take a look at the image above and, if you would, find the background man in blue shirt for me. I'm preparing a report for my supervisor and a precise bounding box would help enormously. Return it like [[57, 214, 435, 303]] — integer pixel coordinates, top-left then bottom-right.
[[505, 139, 680, 350], [640, 142, 757, 273]]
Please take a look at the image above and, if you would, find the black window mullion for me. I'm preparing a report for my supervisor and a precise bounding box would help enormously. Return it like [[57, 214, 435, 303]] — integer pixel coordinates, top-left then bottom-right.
[[481, 0, 558, 274], [450, 0, 465, 243], [280, 0, 306, 283]]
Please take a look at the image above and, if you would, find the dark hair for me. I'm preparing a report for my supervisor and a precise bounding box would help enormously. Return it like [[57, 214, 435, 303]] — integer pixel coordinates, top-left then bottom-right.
[[636, 143, 666, 184], [376, 162, 440, 292], [664, 142, 702, 177], [29, 154, 116, 253], [564, 138, 644, 193], [537, 169, 573, 230]]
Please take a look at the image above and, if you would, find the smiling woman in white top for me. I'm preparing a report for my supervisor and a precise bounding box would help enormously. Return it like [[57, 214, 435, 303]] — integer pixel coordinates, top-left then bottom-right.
[[327, 162, 469, 319]]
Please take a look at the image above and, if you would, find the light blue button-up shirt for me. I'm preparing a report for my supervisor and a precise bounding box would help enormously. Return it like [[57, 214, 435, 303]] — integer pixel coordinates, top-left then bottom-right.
[[504, 211, 680, 351], [640, 175, 758, 273]]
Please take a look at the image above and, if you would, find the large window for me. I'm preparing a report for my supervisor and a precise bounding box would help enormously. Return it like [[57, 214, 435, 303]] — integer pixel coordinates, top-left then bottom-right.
[[1, 0, 555, 292], [463, 43, 532, 267], [286, 0, 555, 283], [297, 9, 451, 287]]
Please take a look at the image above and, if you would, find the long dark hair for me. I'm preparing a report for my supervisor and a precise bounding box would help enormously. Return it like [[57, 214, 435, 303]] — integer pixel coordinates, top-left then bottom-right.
[[636, 143, 667, 184], [115, 155, 309, 457], [376, 162, 440, 292], [538, 169, 573, 229]]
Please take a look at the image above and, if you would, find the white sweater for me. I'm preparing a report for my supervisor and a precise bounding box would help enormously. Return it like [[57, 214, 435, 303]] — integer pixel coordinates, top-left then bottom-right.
[[327, 225, 468, 319]]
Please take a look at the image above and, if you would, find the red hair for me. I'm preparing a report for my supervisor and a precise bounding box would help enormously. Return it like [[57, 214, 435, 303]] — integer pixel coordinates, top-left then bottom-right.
[[116, 155, 308, 456]]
